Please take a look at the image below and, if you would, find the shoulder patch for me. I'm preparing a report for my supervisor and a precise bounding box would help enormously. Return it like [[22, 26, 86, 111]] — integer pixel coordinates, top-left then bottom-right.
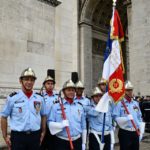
[[35, 92, 43, 97], [53, 99, 59, 104], [9, 92, 17, 97]]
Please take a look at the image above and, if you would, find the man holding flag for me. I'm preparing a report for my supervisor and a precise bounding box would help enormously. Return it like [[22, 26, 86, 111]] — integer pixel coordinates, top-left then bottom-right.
[[95, 1, 125, 149], [113, 81, 145, 150]]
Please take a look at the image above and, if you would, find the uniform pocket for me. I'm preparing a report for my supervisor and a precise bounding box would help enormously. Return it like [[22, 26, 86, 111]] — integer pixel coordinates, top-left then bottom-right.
[[55, 110, 63, 121], [13, 103, 26, 115]]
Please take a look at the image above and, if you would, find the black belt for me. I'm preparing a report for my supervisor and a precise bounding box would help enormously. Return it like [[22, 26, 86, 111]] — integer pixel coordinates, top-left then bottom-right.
[[11, 130, 40, 135]]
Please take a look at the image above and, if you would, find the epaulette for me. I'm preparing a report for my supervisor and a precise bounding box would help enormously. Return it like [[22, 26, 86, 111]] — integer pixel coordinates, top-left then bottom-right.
[[35, 92, 43, 97], [133, 99, 139, 102], [9, 92, 17, 97], [86, 95, 91, 100], [78, 102, 83, 106]]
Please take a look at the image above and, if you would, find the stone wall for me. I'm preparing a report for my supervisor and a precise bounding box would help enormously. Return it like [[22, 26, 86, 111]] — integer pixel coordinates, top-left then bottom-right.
[[0, 0, 78, 89], [0, 0, 55, 89], [0, 0, 78, 146], [128, 0, 150, 96]]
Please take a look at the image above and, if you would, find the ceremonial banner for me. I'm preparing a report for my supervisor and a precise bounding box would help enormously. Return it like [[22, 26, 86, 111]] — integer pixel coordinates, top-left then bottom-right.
[[96, 7, 125, 112]]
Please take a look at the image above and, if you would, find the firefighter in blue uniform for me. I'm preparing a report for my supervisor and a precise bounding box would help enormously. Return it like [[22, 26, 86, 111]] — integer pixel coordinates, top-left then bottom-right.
[[48, 79, 87, 150], [74, 80, 90, 109], [74, 80, 90, 149], [87, 87, 113, 150], [97, 78, 107, 94], [0, 67, 46, 150], [40, 69, 58, 150], [113, 81, 145, 150]]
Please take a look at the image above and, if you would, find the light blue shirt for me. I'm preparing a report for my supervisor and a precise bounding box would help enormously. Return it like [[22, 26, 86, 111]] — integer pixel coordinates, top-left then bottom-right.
[[48, 99, 86, 137], [0, 90, 46, 131], [87, 100, 113, 132], [112, 98, 142, 129], [43, 91, 58, 118], [74, 96, 91, 117], [74, 96, 91, 106]]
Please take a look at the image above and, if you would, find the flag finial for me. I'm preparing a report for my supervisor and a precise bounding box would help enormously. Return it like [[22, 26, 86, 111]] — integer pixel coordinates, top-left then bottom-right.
[[113, 0, 117, 7]]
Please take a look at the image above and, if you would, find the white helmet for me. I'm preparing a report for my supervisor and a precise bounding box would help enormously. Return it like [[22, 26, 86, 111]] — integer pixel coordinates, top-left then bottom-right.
[[125, 80, 134, 90], [63, 80, 75, 90], [20, 67, 36, 80], [76, 80, 84, 89], [97, 78, 107, 85], [91, 87, 103, 97]]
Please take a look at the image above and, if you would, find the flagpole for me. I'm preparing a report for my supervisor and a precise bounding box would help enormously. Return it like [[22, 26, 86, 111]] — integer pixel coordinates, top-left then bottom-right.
[[101, 113, 106, 143], [112, 0, 140, 137], [100, 0, 117, 147]]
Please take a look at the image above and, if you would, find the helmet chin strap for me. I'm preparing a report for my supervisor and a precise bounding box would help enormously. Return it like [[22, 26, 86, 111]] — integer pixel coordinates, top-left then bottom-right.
[[125, 93, 133, 99]]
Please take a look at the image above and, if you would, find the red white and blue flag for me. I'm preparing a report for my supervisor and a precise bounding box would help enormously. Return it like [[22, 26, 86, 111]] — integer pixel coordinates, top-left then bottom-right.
[[96, 7, 125, 112]]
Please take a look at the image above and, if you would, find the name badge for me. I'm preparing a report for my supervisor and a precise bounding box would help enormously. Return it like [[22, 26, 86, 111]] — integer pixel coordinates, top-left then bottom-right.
[[15, 100, 24, 104], [18, 107, 22, 113], [133, 106, 139, 112]]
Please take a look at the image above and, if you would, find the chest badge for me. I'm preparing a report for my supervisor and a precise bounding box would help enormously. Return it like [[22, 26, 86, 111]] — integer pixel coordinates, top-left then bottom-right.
[[18, 107, 22, 113], [133, 106, 139, 112], [34, 101, 41, 114]]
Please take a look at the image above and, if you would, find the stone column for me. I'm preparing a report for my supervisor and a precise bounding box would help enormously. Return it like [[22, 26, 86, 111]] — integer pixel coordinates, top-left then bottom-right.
[[79, 23, 92, 95], [128, 0, 150, 95], [54, 0, 78, 90]]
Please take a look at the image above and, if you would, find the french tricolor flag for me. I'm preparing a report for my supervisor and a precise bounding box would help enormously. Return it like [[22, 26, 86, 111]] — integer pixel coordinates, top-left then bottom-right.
[[96, 8, 125, 112]]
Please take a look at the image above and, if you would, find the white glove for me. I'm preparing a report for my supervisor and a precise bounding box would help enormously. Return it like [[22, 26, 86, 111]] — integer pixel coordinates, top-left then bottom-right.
[[111, 144, 114, 150], [127, 114, 133, 121], [82, 130, 87, 144], [62, 120, 69, 127], [139, 122, 145, 134], [82, 143, 86, 150], [113, 126, 116, 131], [110, 130, 115, 144], [139, 134, 143, 142], [49, 122, 63, 135], [116, 117, 129, 127]]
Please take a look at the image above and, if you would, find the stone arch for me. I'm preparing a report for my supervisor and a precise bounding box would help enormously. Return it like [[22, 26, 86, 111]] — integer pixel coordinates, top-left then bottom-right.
[[79, 0, 100, 24], [79, 0, 130, 95]]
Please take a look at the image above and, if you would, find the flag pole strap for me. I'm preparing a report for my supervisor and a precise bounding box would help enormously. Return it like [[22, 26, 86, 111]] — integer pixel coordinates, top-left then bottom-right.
[[58, 93, 74, 150], [121, 101, 140, 136]]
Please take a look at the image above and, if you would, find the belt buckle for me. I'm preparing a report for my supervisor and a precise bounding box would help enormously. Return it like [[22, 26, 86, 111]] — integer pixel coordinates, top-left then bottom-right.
[[26, 131, 31, 134]]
